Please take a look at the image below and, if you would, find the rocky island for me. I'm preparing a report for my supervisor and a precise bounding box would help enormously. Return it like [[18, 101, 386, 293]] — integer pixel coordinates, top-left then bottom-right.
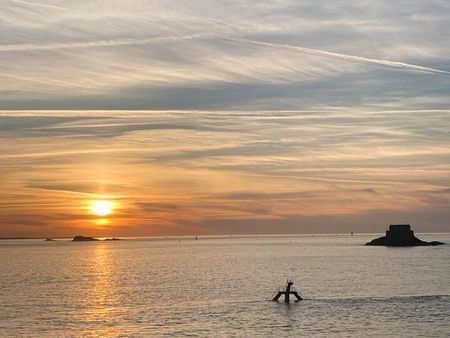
[[366, 224, 444, 246], [72, 236, 99, 241], [72, 236, 122, 241]]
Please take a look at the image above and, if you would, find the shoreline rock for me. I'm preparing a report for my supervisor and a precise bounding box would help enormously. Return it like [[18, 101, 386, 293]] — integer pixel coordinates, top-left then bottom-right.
[[72, 236, 122, 242], [72, 236, 99, 242], [366, 224, 444, 246]]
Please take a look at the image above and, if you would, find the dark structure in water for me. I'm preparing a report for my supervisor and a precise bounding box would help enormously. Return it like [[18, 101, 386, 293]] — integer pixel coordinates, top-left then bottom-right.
[[72, 236, 121, 241], [272, 279, 303, 303], [72, 236, 98, 241], [366, 224, 444, 246]]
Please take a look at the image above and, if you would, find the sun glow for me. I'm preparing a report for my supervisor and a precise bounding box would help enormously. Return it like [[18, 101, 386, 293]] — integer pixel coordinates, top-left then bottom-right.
[[91, 200, 114, 216]]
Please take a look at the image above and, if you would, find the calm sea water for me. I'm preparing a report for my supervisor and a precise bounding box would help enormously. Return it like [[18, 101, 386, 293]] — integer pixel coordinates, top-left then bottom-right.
[[1, 234, 449, 337]]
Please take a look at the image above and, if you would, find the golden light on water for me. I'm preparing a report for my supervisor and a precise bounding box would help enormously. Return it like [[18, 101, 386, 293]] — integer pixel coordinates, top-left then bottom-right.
[[91, 200, 114, 217]]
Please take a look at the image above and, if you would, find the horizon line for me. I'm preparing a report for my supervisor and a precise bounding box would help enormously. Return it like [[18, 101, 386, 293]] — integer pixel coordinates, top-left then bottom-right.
[[2, 232, 450, 240]]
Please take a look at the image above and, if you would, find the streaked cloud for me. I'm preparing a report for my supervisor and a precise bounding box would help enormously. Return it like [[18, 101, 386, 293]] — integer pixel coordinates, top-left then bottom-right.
[[0, 0, 449, 109], [0, 1, 449, 236], [0, 111, 449, 236], [227, 38, 450, 75], [0, 34, 208, 52]]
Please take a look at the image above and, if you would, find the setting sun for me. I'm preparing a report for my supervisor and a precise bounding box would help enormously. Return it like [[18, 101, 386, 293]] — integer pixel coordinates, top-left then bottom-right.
[[91, 200, 114, 216]]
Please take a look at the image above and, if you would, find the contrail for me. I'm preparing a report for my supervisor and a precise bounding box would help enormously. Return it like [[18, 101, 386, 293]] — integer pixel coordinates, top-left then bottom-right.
[[2, 31, 449, 76], [10, 0, 71, 11], [0, 34, 208, 52], [225, 38, 450, 76]]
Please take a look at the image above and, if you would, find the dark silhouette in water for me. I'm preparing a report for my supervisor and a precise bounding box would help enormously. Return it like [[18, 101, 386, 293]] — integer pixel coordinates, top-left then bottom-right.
[[366, 224, 444, 246], [272, 279, 303, 303], [72, 236, 122, 241], [72, 236, 98, 241], [44, 238, 55, 241]]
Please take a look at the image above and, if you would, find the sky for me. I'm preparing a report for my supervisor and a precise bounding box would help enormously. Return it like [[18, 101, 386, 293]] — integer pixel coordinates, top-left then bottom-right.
[[0, 0, 449, 236]]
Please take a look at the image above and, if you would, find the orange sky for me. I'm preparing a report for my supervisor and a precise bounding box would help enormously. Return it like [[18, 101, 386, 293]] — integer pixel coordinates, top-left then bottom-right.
[[1, 110, 449, 237], [1, 1, 450, 236]]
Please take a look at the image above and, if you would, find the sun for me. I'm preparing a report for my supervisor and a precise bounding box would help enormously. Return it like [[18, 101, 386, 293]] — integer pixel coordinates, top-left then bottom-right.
[[91, 200, 114, 216]]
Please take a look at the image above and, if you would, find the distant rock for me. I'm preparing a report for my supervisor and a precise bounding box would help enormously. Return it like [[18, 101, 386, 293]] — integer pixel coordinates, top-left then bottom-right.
[[366, 224, 444, 246], [72, 236, 99, 242], [44, 238, 55, 241], [72, 236, 122, 241]]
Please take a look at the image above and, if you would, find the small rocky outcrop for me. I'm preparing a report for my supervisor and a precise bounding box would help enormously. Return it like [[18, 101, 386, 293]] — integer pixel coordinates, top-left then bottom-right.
[[366, 224, 444, 246], [72, 236, 99, 242], [72, 236, 122, 241]]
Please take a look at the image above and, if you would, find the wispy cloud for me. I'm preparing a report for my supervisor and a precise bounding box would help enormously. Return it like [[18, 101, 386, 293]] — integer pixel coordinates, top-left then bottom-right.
[[2, 33, 445, 77], [1, 111, 449, 235], [10, 0, 72, 11], [0, 1, 449, 235], [0, 34, 209, 52], [226, 38, 450, 76], [1, 0, 449, 108]]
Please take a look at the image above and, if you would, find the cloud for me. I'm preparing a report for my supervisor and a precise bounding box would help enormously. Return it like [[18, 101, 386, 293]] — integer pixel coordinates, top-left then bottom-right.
[[1, 0, 449, 109], [10, 0, 72, 11], [0, 34, 209, 53], [0, 1, 449, 235], [226, 38, 450, 76], [3, 32, 446, 76], [1, 110, 448, 235]]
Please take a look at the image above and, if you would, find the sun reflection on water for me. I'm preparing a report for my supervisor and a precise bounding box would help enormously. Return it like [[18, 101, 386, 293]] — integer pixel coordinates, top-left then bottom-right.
[[76, 244, 127, 337]]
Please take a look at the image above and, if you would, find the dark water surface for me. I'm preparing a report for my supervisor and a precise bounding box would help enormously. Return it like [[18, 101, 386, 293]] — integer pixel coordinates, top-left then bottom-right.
[[1, 234, 449, 337]]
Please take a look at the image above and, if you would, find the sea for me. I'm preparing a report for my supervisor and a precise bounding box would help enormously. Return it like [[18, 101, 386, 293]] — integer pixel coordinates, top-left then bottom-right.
[[1, 234, 449, 337]]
